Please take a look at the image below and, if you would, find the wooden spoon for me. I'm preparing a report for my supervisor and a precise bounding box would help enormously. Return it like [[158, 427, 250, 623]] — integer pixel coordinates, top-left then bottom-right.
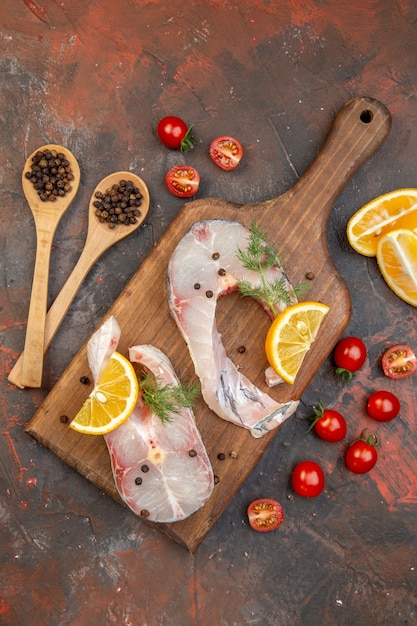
[[9, 171, 150, 389], [19, 144, 80, 388]]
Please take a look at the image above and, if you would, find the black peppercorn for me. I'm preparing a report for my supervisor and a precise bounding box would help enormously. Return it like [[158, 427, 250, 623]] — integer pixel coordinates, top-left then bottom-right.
[[189, 449, 197, 457], [25, 148, 74, 202], [217, 453, 226, 460], [237, 346, 246, 353], [60, 415, 69, 423], [218, 268, 226, 276], [194, 283, 201, 290], [141, 464, 149, 473], [205, 290, 214, 298], [135, 477, 143, 485], [212, 252, 220, 260], [92, 179, 143, 229], [80, 376, 90, 384]]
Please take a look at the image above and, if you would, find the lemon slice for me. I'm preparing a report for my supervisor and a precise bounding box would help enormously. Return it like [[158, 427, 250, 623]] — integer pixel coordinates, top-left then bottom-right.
[[347, 189, 417, 257], [376, 229, 417, 307], [265, 301, 330, 384], [70, 351, 139, 435]]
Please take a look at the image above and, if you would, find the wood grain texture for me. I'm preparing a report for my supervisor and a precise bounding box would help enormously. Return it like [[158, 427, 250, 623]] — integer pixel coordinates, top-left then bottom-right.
[[26, 97, 391, 551]]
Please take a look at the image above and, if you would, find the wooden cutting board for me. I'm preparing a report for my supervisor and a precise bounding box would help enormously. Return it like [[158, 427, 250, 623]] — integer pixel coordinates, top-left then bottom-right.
[[26, 97, 391, 551]]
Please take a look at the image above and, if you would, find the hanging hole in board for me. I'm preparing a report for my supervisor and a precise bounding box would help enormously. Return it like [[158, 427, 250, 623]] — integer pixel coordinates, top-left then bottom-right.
[[360, 109, 373, 124]]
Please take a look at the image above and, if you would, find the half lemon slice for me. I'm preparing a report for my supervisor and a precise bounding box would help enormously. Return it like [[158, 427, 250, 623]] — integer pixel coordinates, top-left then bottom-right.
[[70, 351, 139, 435], [265, 301, 330, 384], [347, 188, 417, 257], [376, 228, 417, 307]]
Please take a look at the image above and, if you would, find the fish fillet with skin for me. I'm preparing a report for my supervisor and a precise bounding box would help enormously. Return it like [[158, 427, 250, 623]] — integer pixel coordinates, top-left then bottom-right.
[[167, 219, 299, 438], [87, 317, 214, 523], [105, 344, 214, 523]]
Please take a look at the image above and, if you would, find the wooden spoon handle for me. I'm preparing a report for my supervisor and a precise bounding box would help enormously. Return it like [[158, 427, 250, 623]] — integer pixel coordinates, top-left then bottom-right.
[[20, 230, 55, 388], [8, 228, 111, 388]]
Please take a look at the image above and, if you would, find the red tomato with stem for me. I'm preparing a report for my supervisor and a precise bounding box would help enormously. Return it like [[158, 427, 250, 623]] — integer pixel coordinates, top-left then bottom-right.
[[291, 461, 325, 498], [209, 136, 243, 170], [157, 116, 196, 152], [165, 165, 200, 198], [382, 344, 417, 379], [334, 336, 367, 382], [367, 390, 400, 422], [307, 402, 347, 442], [247, 498, 284, 532], [345, 429, 379, 474]]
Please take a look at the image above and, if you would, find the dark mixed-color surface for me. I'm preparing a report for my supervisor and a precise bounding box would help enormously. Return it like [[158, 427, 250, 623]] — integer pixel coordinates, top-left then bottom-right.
[[1, 2, 417, 624]]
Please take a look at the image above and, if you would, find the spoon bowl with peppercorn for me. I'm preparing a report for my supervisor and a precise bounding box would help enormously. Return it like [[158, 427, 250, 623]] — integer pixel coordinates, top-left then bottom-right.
[[19, 143, 81, 388], [9, 170, 150, 389]]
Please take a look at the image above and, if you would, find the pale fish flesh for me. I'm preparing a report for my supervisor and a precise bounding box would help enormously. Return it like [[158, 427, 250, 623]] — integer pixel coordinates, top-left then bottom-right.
[[86, 316, 214, 523], [104, 343, 214, 523], [167, 219, 299, 438]]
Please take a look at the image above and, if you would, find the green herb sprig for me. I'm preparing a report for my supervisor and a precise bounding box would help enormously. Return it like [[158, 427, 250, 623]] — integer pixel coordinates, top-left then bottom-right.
[[237, 220, 308, 318], [139, 372, 200, 424]]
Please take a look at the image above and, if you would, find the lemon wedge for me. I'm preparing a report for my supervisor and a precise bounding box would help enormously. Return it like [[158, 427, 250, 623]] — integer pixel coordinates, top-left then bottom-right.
[[376, 229, 417, 307], [70, 351, 138, 435], [347, 189, 417, 257], [265, 301, 330, 384]]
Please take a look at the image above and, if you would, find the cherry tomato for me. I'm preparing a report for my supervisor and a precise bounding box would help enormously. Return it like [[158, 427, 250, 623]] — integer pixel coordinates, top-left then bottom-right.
[[307, 402, 347, 442], [367, 390, 400, 422], [382, 344, 417, 379], [209, 136, 243, 170], [247, 498, 284, 532], [157, 116, 196, 152], [334, 336, 367, 382], [345, 429, 379, 474], [165, 166, 200, 198], [291, 461, 325, 498]]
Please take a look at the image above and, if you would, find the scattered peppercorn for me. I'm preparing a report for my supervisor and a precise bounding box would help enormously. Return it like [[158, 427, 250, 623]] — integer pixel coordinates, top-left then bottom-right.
[[135, 477, 142, 485], [212, 252, 220, 260], [189, 449, 197, 457], [206, 290, 214, 298], [25, 149, 74, 202], [237, 346, 246, 353], [217, 453, 226, 460], [214, 475, 220, 484], [230, 450, 238, 459], [93, 179, 143, 229], [194, 283, 201, 290], [305, 271, 315, 280], [218, 268, 226, 276], [60, 414, 69, 423], [141, 464, 149, 473], [140, 509, 150, 518], [79, 376, 90, 384]]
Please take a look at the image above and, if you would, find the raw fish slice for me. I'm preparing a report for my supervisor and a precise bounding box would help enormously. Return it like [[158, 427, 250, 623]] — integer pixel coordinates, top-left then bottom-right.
[[87, 315, 121, 381], [104, 345, 214, 523], [167, 219, 299, 438]]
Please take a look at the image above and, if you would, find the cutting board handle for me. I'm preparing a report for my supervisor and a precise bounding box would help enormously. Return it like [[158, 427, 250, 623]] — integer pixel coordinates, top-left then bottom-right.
[[279, 97, 392, 228]]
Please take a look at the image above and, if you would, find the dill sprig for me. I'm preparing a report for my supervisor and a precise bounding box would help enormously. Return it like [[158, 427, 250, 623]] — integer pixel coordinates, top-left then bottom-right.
[[236, 220, 308, 317], [139, 372, 200, 424]]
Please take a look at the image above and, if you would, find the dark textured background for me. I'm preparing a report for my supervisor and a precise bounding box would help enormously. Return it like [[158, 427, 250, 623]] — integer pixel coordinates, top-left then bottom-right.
[[1, 1, 416, 624]]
